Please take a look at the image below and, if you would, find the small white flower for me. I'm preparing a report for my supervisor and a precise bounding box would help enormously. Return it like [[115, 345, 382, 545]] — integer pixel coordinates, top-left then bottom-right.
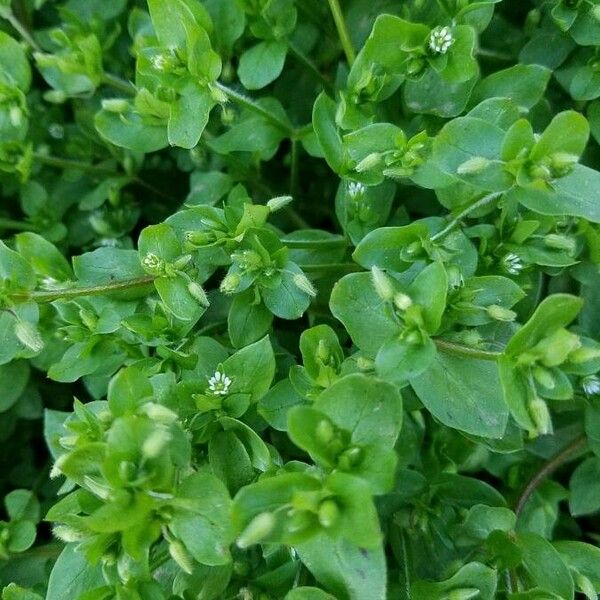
[[208, 370, 232, 396], [502, 253, 524, 276], [429, 26, 454, 55], [582, 375, 600, 397], [151, 54, 168, 71], [348, 181, 365, 199]]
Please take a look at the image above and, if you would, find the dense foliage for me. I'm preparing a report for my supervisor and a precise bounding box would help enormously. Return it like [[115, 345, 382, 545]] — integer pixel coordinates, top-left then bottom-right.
[[1, 0, 600, 598]]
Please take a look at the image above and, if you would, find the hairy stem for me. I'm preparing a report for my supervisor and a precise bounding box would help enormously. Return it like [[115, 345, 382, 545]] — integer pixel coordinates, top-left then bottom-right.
[[33, 153, 117, 176], [0, 218, 38, 232], [283, 238, 348, 249], [101, 72, 136, 95], [430, 192, 502, 242], [12, 276, 155, 304], [514, 434, 588, 517], [327, 0, 356, 65], [5, 9, 41, 52], [434, 338, 502, 361]]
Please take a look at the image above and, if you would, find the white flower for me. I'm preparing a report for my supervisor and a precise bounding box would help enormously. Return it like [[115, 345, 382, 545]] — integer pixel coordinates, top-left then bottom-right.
[[348, 181, 365, 199], [151, 54, 168, 71], [208, 370, 232, 396], [429, 26, 454, 55], [582, 375, 600, 397], [502, 253, 524, 276]]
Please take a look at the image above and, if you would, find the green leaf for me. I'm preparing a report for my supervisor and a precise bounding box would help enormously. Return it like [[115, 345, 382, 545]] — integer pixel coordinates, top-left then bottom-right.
[[375, 335, 436, 385], [411, 352, 509, 438], [285, 588, 335, 600], [147, 0, 212, 48], [530, 111, 589, 161], [312, 92, 346, 173], [517, 532, 574, 600], [222, 335, 275, 402], [228, 289, 273, 348], [46, 544, 104, 600], [168, 83, 214, 149], [238, 40, 287, 90], [411, 562, 497, 599], [569, 457, 600, 516], [330, 272, 398, 356], [15, 232, 73, 281], [138, 223, 182, 264], [107, 366, 153, 416], [295, 535, 387, 600], [555, 541, 600, 592], [0, 31, 31, 91], [471, 64, 551, 111], [505, 294, 583, 356], [261, 264, 312, 320], [170, 472, 233, 565], [0, 240, 36, 291], [409, 261, 448, 334]]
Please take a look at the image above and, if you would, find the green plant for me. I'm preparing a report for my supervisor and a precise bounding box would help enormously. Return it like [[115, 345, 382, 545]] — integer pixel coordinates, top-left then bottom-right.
[[1, 0, 600, 598]]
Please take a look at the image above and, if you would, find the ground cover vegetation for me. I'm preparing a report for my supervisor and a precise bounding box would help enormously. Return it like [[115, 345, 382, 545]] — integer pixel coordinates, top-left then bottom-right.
[[1, 0, 600, 598]]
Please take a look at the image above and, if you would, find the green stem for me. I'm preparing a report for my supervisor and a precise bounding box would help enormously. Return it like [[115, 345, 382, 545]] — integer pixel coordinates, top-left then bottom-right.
[[477, 47, 513, 62], [12, 276, 155, 304], [33, 153, 117, 176], [5, 10, 41, 52], [288, 42, 334, 92], [290, 139, 300, 198], [327, 0, 356, 65], [101, 72, 136, 95], [0, 217, 38, 232], [433, 338, 502, 361], [431, 192, 502, 242], [300, 262, 361, 273], [283, 237, 348, 249], [514, 434, 588, 517], [215, 82, 295, 137]]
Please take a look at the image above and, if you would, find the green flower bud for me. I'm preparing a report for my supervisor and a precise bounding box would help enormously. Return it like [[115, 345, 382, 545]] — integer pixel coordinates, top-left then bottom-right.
[[371, 266, 395, 301], [79, 308, 97, 331], [286, 509, 314, 534], [171, 254, 192, 270], [169, 539, 194, 574], [141, 402, 179, 424], [337, 445, 364, 470], [447, 588, 480, 600], [543, 233, 576, 253], [532, 365, 556, 390], [539, 329, 581, 367], [118, 460, 137, 482], [393, 292, 413, 311], [142, 428, 172, 459], [486, 304, 517, 322], [209, 83, 229, 104], [14, 320, 44, 353], [356, 356, 374, 371], [293, 272, 317, 297], [315, 418, 335, 445], [404, 329, 422, 345], [101, 98, 130, 113], [267, 195, 293, 212], [220, 273, 241, 294], [237, 512, 276, 548], [355, 152, 382, 173], [43, 90, 67, 104], [187, 281, 210, 307], [318, 499, 340, 528], [405, 56, 425, 77], [569, 346, 600, 364], [52, 524, 85, 543], [457, 156, 490, 175], [528, 397, 553, 436]]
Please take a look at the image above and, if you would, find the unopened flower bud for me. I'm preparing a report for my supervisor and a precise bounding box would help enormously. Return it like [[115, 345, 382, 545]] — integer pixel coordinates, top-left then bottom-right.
[[457, 156, 490, 175], [52, 524, 85, 543], [187, 281, 210, 307], [356, 356, 374, 371], [185, 230, 214, 246], [347, 181, 366, 198], [267, 195, 293, 212], [293, 272, 317, 297], [528, 397, 553, 436], [101, 98, 130, 113], [394, 292, 413, 311], [316, 419, 335, 445], [447, 589, 480, 600], [337, 446, 364, 470], [43, 90, 67, 104], [532, 365, 555, 390], [220, 273, 241, 294], [209, 83, 229, 104], [371, 266, 395, 301], [486, 304, 517, 322], [318, 499, 340, 528], [569, 346, 600, 364], [142, 428, 172, 459], [355, 152, 382, 173], [169, 539, 194, 574], [543, 233, 576, 253], [141, 402, 178, 424], [14, 320, 44, 353], [237, 512, 276, 548]]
